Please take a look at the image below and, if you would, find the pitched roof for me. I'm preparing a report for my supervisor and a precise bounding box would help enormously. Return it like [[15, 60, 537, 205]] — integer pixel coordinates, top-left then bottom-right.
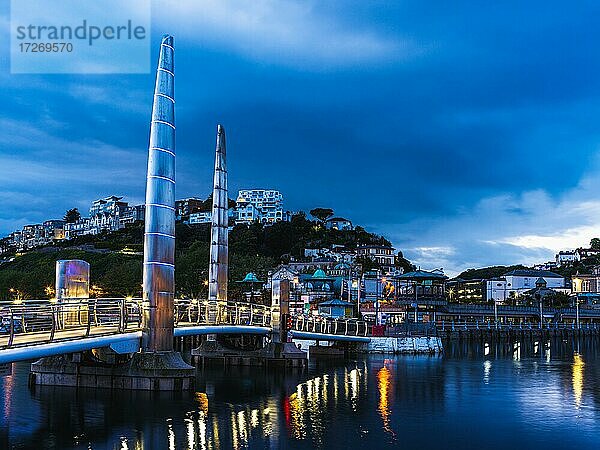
[[398, 270, 448, 280], [319, 299, 354, 307], [504, 269, 562, 278]]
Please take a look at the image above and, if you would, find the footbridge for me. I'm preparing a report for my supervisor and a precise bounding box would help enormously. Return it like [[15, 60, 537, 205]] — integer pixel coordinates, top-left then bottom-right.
[[0, 298, 370, 364]]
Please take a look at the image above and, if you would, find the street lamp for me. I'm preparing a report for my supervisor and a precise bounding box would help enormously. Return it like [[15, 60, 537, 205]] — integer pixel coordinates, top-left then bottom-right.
[[537, 293, 543, 329], [414, 281, 419, 323], [375, 270, 380, 326]]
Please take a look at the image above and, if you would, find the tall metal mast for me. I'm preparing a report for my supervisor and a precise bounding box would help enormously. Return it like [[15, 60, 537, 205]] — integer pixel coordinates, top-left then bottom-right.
[[208, 125, 228, 302], [142, 35, 176, 352]]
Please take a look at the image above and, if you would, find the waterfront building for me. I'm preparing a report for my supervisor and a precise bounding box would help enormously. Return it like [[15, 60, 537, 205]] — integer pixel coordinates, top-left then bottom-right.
[[294, 269, 337, 309], [325, 217, 353, 231], [318, 298, 354, 318], [236, 189, 284, 224], [268, 265, 306, 313], [486, 269, 565, 302], [485, 278, 509, 303], [572, 267, 600, 305], [359, 268, 447, 323], [504, 268, 564, 290], [522, 277, 565, 305], [446, 278, 485, 303], [237, 272, 264, 303]]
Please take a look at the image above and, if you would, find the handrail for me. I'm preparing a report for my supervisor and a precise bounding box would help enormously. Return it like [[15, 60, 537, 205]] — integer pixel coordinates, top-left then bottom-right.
[[0, 298, 378, 350], [436, 319, 599, 332]]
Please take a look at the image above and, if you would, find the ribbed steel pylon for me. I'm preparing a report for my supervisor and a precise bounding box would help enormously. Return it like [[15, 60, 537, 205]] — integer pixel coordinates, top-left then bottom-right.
[[208, 125, 228, 302], [142, 35, 176, 352]]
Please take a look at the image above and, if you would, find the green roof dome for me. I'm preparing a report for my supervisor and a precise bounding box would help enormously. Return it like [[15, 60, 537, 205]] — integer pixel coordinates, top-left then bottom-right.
[[240, 272, 262, 283], [312, 269, 328, 278]]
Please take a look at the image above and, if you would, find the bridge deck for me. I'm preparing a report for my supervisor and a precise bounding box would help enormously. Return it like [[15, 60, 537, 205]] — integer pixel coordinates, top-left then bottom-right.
[[0, 300, 372, 365]]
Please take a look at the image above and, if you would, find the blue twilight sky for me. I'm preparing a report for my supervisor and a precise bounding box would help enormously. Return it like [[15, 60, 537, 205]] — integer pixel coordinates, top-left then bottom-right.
[[1, 1, 600, 275]]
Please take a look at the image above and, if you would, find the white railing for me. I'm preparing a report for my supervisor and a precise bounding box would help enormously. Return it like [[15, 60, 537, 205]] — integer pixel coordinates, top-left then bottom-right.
[[290, 315, 369, 337]]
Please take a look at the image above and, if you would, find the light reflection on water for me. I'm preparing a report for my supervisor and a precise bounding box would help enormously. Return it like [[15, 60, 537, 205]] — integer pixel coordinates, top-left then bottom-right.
[[1, 338, 600, 449]]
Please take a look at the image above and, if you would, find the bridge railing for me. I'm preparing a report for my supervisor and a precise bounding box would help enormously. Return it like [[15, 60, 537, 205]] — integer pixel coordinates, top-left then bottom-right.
[[437, 320, 600, 332], [290, 315, 369, 337], [0, 298, 274, 349], [0, 298, 368, 350], [0, 298, 142, 349], [174, 300, 272, 327]]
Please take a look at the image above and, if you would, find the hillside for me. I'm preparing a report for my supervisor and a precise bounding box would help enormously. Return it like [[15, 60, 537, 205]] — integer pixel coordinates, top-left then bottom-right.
[[0, 212, 406, 300]]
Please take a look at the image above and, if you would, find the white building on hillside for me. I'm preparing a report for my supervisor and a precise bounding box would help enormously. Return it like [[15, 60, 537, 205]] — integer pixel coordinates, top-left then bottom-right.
[[89, 196, 129, 234], [556, 250, 577, 266], [237, 189, 284, 224]]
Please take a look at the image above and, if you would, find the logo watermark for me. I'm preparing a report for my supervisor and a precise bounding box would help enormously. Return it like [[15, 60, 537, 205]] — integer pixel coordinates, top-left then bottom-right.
[[11, 0, 151, 74]]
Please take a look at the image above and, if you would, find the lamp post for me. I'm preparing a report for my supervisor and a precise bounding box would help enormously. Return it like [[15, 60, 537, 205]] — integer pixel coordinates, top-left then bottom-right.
[[537, 293, 543, 328], [494, 298, 498, 324], [576, 296, 580, 329], [375, 270, 380, 326], [414, 281, 418, 323]]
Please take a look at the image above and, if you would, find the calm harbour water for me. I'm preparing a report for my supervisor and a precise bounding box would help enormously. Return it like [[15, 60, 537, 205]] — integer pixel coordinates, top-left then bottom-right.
[[1, 338, 600, 449]]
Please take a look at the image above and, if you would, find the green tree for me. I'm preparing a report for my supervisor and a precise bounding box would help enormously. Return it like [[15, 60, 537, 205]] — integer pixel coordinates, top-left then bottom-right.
[[309, 208, 334, 223], [64, 208, 81, 223], [590, 238, 600, 250]]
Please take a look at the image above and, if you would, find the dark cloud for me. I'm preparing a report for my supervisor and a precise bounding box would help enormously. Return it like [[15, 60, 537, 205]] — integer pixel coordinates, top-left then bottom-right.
[[2, 2, 600, 273]]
